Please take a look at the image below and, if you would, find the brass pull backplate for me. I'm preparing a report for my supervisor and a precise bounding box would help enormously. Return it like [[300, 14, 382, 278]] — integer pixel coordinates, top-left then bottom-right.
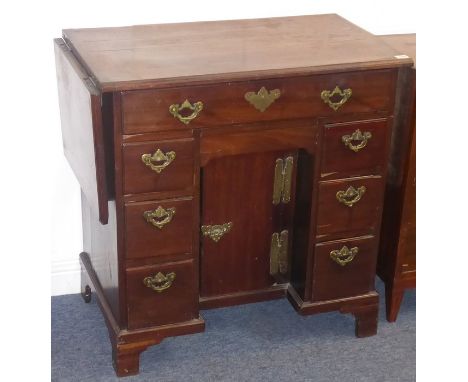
[[245, 87, 281, 112], [272, 156, 294, 205], [169, 99, 203, 124], [342, 129, 372, 152], [270, 230, 288, 276], [141, 149, 176, 173], [143, 272, 176, 292], [336, 186, 366, 207], [201, 222, 233, 242], [143, 206, 176, 229], [330, 246, 358, 266], [321, 86, 352, 111]]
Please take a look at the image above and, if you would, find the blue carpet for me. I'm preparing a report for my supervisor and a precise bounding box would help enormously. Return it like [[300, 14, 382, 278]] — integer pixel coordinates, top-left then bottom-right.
[[52, 279, 415, 382]]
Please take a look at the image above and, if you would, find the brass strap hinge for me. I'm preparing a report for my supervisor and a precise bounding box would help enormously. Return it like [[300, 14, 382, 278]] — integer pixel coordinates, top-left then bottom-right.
[[272, 156, 294, 205], [270, 230, 289, 276]]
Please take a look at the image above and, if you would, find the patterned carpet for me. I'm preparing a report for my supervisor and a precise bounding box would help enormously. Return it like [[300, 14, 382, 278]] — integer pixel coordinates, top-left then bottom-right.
[[52, 279, 415, 382]]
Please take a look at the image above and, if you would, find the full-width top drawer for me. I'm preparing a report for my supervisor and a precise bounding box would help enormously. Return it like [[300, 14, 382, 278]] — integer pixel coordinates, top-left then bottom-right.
[[121, 70, 396, 134]]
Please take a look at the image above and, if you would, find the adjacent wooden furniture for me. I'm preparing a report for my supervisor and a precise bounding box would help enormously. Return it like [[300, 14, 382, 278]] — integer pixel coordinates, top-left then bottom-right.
[[54, 15, 414, 376], [377, 34, 416, 322]]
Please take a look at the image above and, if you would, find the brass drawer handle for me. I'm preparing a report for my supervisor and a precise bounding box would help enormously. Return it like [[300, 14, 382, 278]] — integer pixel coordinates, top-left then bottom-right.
[[330, 246, 358, 266], [169, 99, 203, 124], [245, 87, 281, 112], [201, 222, 233, 242], [342, 129, 372, 152], [143, 272, 176, 292], [143, 206, 176, 229], [321, 86, 352, 111], [336, 185, 366, 207], [141, 149, 176, 173]]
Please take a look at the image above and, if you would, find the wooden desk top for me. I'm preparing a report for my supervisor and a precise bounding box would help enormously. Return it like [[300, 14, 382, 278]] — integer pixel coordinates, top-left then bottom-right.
[[378, 34, 416, 67], [62, 14, 413, 91]]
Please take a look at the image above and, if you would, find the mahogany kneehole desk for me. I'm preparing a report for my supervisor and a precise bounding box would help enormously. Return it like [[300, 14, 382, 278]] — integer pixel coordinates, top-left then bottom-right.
[[54, 14, 414, 377]]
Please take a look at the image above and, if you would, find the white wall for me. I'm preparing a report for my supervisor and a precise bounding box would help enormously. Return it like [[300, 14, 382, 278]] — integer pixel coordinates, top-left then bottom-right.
[[0, 1, 416, 296]]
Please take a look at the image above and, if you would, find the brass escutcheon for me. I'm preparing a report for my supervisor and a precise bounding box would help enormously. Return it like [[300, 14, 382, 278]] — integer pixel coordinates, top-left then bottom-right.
[[201, 222, 233, 242], [245, 87, 281, 112], [141, 149, 176, 173], [143, 206, 176, 229], [143, 272, 176, 292], [342, 129, 372, 152], [336, 186, 366, 207], [330, 246, 358, 266], [169, 99, 203, 124], [321, 86, 352, 111]]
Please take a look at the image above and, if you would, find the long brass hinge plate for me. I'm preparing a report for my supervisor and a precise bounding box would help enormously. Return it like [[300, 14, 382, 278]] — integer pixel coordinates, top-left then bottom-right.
[[272, 156, 294, 205], [270, 230, 289, 276]]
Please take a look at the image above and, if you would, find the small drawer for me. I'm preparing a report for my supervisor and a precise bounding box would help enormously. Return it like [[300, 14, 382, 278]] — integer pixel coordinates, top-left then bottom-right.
[[316, 176, 384, 241], [126, 259, 198, 329], [121, 70, 395, 134], [311, 236, 377, 302], [321, 119, 390, 180], [123, 138, 195, 195], [125, 198, 193, 259]]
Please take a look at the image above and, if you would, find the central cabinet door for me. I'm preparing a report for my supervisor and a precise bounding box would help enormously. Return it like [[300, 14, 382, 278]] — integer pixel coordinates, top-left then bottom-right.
[[200, 150, 296, 298]]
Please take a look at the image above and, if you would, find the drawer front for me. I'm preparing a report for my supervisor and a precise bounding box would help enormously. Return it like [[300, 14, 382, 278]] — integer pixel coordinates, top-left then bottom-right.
[[122, 70, 395, 134], [123, 138, 195, 195], [125, 199, 193, 259], [126, 259, 198, 329], [321, 119, 389, 180], [316, 176, 384, 241], [312, 236, 377, 301]]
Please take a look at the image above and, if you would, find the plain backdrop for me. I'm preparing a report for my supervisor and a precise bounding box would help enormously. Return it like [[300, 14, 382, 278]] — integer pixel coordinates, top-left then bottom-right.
[[2, 0, 468, 380]]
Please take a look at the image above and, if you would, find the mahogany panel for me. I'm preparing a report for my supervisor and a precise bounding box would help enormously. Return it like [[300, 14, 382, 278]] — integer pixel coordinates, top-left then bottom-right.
[[200, 150, 296, 297], [321, 119, 389, 180], [125, 198, 193, 259], [122, 70, 395, 134], [316, 176, 385, 242], [54, 38, 109, 224], [126, 259, 198, 330], [311, 236, 377, 301], [123, 138, 195, 195]]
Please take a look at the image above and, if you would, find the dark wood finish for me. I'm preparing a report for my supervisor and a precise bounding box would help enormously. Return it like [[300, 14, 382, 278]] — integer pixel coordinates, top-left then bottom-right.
[[316, 176, 385, 241], [121, 70, 395, 134], [126, 259, 199, 330], [125, 198, 193, 259], [62, 14, 412, 91], [123, 138, 195, 195], [321, 119, 389, 180], [56, 16, 414, 377], [377, 34, 416, 322], [79, 252, 205, 377], [81, 191, 120, 322], [54, 39, 109, 224], [311, 235, 377, 301], [287, 286, 379, 337], [200, 284, 287, 309], [200, 150, 295, 298]]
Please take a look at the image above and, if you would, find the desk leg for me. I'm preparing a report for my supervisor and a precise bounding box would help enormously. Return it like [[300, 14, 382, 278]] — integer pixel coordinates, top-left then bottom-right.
[[112, 343, 150, 377], [351, 304, 379, 338]]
